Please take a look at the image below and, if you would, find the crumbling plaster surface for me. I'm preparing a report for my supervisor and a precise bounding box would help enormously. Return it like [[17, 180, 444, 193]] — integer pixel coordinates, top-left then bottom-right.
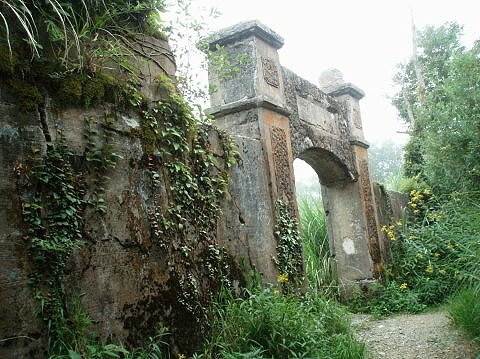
[[0, 36, 217, 357]]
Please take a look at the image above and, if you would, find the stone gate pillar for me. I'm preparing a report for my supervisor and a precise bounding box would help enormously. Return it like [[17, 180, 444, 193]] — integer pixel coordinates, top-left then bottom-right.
[[207, 21, 299, 281], [319, 70, 384, 278]]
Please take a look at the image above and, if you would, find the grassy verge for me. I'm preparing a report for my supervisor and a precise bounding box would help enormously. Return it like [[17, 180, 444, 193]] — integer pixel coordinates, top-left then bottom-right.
[[448, 288, 480, 344], [195, 287, 365, 359]]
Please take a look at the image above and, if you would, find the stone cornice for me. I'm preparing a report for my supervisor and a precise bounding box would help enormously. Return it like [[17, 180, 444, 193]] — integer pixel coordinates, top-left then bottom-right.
[[324, 83, 365, 100], [206, 96, 290, 117], [207, 20, 284, 50], [350, 137, 370, 149]]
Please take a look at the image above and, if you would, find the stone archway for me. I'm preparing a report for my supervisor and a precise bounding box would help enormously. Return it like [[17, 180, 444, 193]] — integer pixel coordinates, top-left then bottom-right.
[[207, 20, 383, 290]]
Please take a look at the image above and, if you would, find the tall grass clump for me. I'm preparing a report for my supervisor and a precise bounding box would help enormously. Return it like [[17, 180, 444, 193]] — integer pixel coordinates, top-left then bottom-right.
[[297, 197, 337, 297], [195, 287, 365, 359], [448, 288, 480, 344]]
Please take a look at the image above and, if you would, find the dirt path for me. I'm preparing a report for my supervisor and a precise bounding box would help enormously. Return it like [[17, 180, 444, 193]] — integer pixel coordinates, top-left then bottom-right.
[[353, 311, 479, 359]]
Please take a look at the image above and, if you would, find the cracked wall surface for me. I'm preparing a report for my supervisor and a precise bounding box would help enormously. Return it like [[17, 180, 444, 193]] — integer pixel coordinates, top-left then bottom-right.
[[0, 95, 159, 356], [0, 35, 237, 357]]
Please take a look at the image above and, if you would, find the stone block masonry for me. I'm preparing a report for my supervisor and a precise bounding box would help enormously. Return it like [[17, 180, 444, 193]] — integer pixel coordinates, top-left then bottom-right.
[[207, 20, 388, 294]]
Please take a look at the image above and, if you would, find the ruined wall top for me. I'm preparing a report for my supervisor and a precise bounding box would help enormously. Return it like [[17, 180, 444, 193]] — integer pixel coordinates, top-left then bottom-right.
[[208, 20, 284, 50]]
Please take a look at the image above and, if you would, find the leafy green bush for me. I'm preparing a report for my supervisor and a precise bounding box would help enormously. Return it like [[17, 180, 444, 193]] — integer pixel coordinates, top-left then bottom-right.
[[369, 191, 478, 313], [298, 197, 337, 297], [196, 287, 365, 359], [387, 192, 480, 305], [353, 191, 479, 317], [448, 288, 480, 344], [349, 281, 426, 317]]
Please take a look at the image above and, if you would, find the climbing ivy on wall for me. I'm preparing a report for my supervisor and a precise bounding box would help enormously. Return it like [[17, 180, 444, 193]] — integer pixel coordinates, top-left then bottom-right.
[[84, 115, 122, 213], [2, 1, 240, 355], [142, 91, 237, 318], [273, 200, 304, 292], [16, 70, 237, 356], [22, 141, 86, 352]]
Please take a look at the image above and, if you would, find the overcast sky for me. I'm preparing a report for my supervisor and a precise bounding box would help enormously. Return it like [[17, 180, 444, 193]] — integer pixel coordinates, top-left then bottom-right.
[[175, 0, 480, 181], [186, 0, 479, 144]]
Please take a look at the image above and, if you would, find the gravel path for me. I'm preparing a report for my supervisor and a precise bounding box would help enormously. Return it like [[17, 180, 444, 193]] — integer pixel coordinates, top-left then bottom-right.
[[353, 311, 479, 359]]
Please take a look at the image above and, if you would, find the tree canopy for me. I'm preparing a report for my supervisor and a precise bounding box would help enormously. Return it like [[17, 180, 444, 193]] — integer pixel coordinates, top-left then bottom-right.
[[393, 22, 480, 194]]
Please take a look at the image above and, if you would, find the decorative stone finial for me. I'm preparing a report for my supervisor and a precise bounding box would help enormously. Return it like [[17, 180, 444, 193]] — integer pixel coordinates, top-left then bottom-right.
[[207, 20, 284, 50], [318, 68, 345, 89], [318, 68, 365, 100]]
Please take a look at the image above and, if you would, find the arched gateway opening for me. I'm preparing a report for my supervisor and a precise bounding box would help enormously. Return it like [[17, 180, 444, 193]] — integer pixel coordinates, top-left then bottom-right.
[[293, 157, 336, 295], [207, 20, 383, 293], [293, 145, 374, 293]]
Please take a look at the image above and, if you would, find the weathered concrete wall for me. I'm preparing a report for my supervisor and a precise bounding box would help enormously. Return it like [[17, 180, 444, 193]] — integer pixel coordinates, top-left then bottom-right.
[[208, 21, 299, 282], [0, 99, 44, 357], [0, 101, 184, 357], [214, 109, 279, 280], [0, 36, 234, 357], [373, 183, 409, 262]]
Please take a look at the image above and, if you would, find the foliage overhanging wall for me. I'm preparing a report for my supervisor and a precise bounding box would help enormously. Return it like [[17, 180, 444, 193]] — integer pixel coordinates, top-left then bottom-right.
[[0, 2, 239, 357]]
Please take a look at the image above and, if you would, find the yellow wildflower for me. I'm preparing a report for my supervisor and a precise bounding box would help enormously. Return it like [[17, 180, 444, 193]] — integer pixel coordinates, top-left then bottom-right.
[[273, 289, 280, 295], [434, 252, 440, 258], [426, 264, 434, 274], [446, 243, 454, 250], [399, 283, 408, 290], [277, 273, 289, 283], [178, 355, 186, 359], [409, 235, 417, 239], [416, 253, 423, 259], [439, 269, 446, 275], [381, 225, 388, 232], [423, 189, 432, 195], [411, 203, 417, 208], [396, 221, 402, 226], [414, 209, 420, 214]]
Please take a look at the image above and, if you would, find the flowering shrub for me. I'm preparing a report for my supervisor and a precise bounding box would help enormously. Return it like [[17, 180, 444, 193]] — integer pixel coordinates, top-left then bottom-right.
[[407, 188, 434, 217], [385, 192, 480, 305]]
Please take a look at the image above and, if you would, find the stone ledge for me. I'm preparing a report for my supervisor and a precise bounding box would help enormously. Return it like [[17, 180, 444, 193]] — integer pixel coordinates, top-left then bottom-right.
[[350, 137, 370, 149], [324, 83, 365, 100], [207, 20, 284, 50], [206, 96, 290, 118]]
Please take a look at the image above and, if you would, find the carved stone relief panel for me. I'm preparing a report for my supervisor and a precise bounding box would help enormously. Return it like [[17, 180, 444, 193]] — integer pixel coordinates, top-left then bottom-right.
[[270, 126, 294, 210], [262, 56, 279, 88]]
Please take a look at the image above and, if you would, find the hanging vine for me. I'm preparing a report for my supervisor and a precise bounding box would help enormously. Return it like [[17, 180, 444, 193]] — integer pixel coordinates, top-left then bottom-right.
[[140, 92, 238, 319], [273, 200, 304, 292], [22, 141, 85, 352]]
